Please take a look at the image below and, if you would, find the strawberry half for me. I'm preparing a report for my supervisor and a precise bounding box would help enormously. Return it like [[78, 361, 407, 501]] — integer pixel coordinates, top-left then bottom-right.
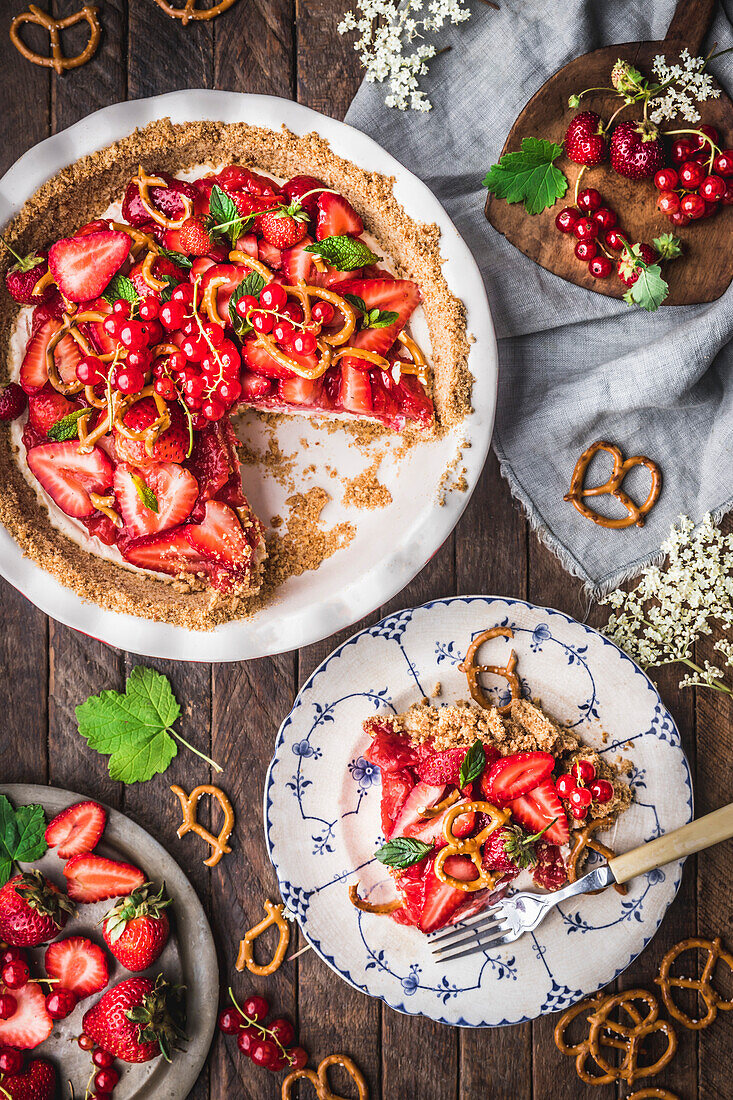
[[27, 384, 84, 437], [184, 500, 252, 572], [280, 237, 318, 284], [45, 800, 107, 858], [379, 769, 415, 836], [315, 192, 363, 240], [336, 277, 421, 357], [338, 362, 372, 416], [0, 982, 53, 1050], [27, 442, 114, 519], [388, 781, 445, 840], [119, 526, 209, 578], [418, 856, 476, 933], [481, 751, 555, 805], [114, 461, 198, 537], [48, 230, 131, 303], [63, 854, 146, 904], [44, 936, 109, 999], [507, 780, 569, 847], [114, 398, 188, 466], [184, 422, 233, 503], [0, 1058, 56, 1098]]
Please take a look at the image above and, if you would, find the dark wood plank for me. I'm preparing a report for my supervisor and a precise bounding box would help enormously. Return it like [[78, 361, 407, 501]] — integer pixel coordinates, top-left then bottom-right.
[[128, 0, 213, 97], [215, 0, 294, 96], [51, 0, 127, 133], [295, 0, 360, 119]]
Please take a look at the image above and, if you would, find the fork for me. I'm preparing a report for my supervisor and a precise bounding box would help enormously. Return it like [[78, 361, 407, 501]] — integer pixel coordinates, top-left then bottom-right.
[[429, 801, 733, 962]]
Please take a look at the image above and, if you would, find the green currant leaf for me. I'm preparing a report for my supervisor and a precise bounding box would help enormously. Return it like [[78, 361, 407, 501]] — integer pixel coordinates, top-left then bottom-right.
[[482, 137, 568, 215]]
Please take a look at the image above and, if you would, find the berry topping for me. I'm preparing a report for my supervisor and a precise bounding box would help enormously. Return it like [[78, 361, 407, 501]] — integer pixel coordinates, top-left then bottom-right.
[[48, 230, 131, 303]]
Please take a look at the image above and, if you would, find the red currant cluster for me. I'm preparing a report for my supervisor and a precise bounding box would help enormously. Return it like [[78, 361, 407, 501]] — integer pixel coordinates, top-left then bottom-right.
[[218, 990, 307, 1074], [555, 760, 614, 822], [1, 944, 76, 1020], [656, 126, 733, 225], [554, 187, 619, 279], [235, 281, 333, 358], [76, 1031, 121, 1099]]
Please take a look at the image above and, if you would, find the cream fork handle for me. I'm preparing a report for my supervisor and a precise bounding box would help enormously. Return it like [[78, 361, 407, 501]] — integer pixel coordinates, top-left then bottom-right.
[[609, 801, 733, 885]]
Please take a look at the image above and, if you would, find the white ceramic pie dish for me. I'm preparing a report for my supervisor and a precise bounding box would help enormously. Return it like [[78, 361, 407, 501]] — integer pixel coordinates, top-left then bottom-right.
[[0, 91, 497, 661]]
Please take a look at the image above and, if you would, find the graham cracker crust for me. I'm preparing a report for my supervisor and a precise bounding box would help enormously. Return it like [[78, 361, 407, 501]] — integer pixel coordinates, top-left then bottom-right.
[[0, 118, 472, 631]]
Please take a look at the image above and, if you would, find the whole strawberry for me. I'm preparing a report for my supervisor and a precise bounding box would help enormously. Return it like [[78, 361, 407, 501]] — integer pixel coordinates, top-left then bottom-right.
[[259, 204, 309, 250], [617, 242, 658, 287], [483, 824, 543, 873], [0, 1057, 56, 1099], [82, 974, 185, 1063], [0, 872, 74, 947], [3, 248, 52, 306], [102, 882, 172, 972], [610, 121, 665, 179], [564, 112, 607, 167], [178, 217, 211, 257]]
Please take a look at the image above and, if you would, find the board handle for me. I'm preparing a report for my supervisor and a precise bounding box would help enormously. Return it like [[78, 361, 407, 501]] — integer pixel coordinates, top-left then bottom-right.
[[665, 0, 715, 54], [609, 802, 733, 885]]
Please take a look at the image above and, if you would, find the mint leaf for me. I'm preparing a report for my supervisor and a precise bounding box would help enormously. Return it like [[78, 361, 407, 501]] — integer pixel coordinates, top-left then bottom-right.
[[482, 137, 568, 215], [229, 272, 265, 335], [629, 263, 669, 312], [131, 473, 159, 514], [362, 307, 398, 331], [159, 274, 181, 304], [0, 795, 47, 886], [304, 235, 380, 271], [102, 274, 139, 307], [76, 666, 220, 783], [375, 836, 432, 869], [459, 739, 486, 788], [343, 293, 367, 316], [47, 407, 89, 442], [206, 184, 244, 248], [157, 247, 193, 270]]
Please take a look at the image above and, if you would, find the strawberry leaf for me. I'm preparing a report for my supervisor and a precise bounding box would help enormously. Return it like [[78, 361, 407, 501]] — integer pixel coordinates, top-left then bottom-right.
[[482, 137, 568, 215], [629, 263, 669, 312], [0, 795, 47, 886], [304, 235, 380, 271], [131, 473, 159, 514], [374, 836, 432, 869], [102, 274, 139, 308], [652, 233, 682, 261], [459, 739, 486, 788], [46, 407, 89, 442], [76, 666, 220, 783]]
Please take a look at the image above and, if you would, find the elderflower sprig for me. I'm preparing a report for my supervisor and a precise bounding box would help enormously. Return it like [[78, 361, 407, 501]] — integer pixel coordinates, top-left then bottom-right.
[[601, 514, 733, 696], [338, 0, 473, 111]]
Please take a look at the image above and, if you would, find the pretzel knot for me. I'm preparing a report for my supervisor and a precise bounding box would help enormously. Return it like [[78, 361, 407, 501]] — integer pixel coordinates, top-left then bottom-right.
[[459, 626, 522, 714], [170, 784, 234, 868], [10, 5, 101, 75], [152, 0, 241, 24], [282, 1054, 369, 1100], [236, 899, 290, 977], [586, 990, 677, 1084], [626, 1090, 681, 1100], [567, 815, 627, 897], [564, 440, 662, 530], [656, 936, 733, 1030], [433, 801, 510, 893]]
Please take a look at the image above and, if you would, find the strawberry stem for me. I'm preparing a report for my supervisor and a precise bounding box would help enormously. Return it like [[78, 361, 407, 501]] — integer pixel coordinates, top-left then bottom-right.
[[0, 237, 23, 265]]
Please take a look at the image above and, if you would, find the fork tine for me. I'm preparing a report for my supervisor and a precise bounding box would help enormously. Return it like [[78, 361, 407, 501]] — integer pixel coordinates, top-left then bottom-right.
[[428, 902, 505, 944], [433, 929, 515, 963], [428, 912, 505, 949], [431, 920, 511, 959]]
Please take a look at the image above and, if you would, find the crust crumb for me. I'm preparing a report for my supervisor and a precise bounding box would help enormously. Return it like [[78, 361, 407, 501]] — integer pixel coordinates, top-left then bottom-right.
[[342, 457, 392, 511]]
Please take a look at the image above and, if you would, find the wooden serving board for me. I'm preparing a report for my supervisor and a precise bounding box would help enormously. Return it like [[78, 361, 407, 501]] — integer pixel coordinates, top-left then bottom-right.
[[484, 0, 733, 305]]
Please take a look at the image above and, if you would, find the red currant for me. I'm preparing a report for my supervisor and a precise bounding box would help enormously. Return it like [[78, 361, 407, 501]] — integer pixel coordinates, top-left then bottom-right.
[[604, 228, 625, 251], [237, 1026, 259, 1057], [588, 255, 613, 279], [112, 299, 131, 318], [311, 301, 334, 325], [259, 283, 288, 311], [202, 322, 225, 347], [181, 336, 207, 362], [572, 759, 596, 784], [243, 995, 269, 1022], [692, 123, 719, 152], [118, 321, 147, 352], [292, 331, 317, 356], [154, 377, 176, 400], [0, 1048, 23, 1075], [218, 1008, 244, 1034], [555, 206, 579, 233], [92, 1049, 116, 1069], [700, 175, 726, 202], [112, 365, 145, 395], [45, 988, 78, 1020], [654, 167, 678, 190], [570, 804, 588, 821], [670, 137, 697, 164], [657, 190, 680, 215], [94, 1068, 120, 1092], [555, 773, 576, 798], [159, 300, 187, 331], [171, 283, 194, 305], [268, 1018, 295, 1047], [0, 948, 27, 968], [680, 192, 706, 219], [236, 294, 259, 319], [2, 961, 29, 989], [589, 779, 614, 803], [713, 150, 733, 178], [573, 217, 598, 241], [723, 182, 733, 205], [103, 315, 122, 339], [569, 786, 593, 809], [217, 341, 241, 373], [281, 302, 304, 324], [574, 240, 597, 261], [78, 1033, 95, 1051], [138, 296, 160, 321], [125, 349, 152, 373], [273, 321, 295, 344], [252, 311, 275, 334], [576, 187, 602, 213], [76, 354, 105, 385], [251, 1039, 281, 1069], [0, 994, 17, 1020], [287, 1047, 309, 1070], [668, 210, 691, 227], [678, 160, 705, 190], [202, 398, 226, 421], [216, 378, 242, 405], [592, 207, 617, 231], [183, 374, 205, 399], [184, 393, 202, 411], [167, 350, 186, 373]]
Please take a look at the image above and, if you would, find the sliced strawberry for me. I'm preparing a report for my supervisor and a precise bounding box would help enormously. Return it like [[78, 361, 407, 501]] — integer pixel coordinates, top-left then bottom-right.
[[258, 240, 283, 271], [27, 384, 84, 436], [280, 237, 317, 284], [45, 800, 107, 858], [30, 293, 65, 336], [239, 371, 274, 401], [44, 936, 109, 999], [121, 172, 198, 227], [54, 332, 83, 384], [277, 375, 324, 408], [377, 366, 433, 432], [379, 769, 415, 836], [403, 797, 474, 843], [389, 782, 445, 840], [416, 747, 465, 786], [198, 262, 248, 323], [20, 319, 56, 394], [418, 856, 473, 933], [336, 277, 421, 357], [78, 297, 115, 356], [316, 192, 363, 240], [234, 232, 259, 258], [48, 231, 131, 303], [184, 500, 252, 572], [482, 751, 555, 805], [119, 525, 209, 577], [0, 982, 53, 1049], [507, 780, 569, 847], [185, 423, 233, 503], [392, 861, 427, 926], [241, 337, 296, 380], [79, 512, 119, 546], [114, 398, 188, 466], [114, 462, 198, 537], [63, 854, 146, 904], [190, 257, 216, 282], [338, 362, 372, 416], [27, 442, 114, 519], [364, 727, 419, 771]]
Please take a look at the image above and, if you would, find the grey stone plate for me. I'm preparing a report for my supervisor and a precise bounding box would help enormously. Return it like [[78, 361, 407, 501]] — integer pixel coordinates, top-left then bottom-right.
[[1, 785, 218, 1099]]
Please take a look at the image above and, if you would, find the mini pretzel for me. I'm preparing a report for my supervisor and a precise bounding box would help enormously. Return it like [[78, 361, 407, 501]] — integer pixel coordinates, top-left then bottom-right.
[[459, 627, 521, 714], [348, 883, 401, 915], [627, 1091, 680, 1100], [132, 167, 193, 229], [555, 993, 650, 1086], [587, 990, 677, 1084], [433, 800, 510, 892], [567, 815, 627, 897], [170, 784, 234, 868], [10, 4, 101, 75], [236, 899, 290, 976], [656, 936, 733, 1030], [564, 440, 662, 530], [282, 1054, 369, 1100], [554, 994, 606, 1058], [152, 0, 241, 24]]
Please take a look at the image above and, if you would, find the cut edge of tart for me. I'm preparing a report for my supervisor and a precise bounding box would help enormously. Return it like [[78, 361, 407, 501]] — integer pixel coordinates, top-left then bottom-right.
[[0, 119, 472, 630]]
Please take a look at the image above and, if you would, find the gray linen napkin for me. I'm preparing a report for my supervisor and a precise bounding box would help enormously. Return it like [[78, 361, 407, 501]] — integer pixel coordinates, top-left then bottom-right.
[[344, 0, 733, 596]]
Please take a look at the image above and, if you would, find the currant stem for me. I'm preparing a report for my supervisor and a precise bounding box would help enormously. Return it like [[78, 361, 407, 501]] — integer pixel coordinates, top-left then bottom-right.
[[602, 101, 632, 133], [572, 166, 587, 206], [171, 731, 223, 774], [228, 987, 298, 1066]]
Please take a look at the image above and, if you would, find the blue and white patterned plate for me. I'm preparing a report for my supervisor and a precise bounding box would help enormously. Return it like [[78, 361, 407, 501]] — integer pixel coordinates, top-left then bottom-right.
[[264, 596, 693, 1027]]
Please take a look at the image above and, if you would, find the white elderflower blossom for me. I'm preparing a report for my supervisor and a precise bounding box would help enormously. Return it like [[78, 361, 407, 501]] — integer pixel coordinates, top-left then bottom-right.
[[648, 48, 722, 124], [338, 0, 473, 110], [602, 514, 733, 695]]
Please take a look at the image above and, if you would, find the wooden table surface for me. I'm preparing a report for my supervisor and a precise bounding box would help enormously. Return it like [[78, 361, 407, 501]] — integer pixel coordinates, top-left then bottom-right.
[[1, 3, 731, 1098]]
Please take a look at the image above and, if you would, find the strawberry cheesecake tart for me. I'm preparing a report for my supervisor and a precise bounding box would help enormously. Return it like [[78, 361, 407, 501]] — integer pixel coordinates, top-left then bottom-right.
[[0, 120, 470, 629], [351, 695, 631, 933]]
